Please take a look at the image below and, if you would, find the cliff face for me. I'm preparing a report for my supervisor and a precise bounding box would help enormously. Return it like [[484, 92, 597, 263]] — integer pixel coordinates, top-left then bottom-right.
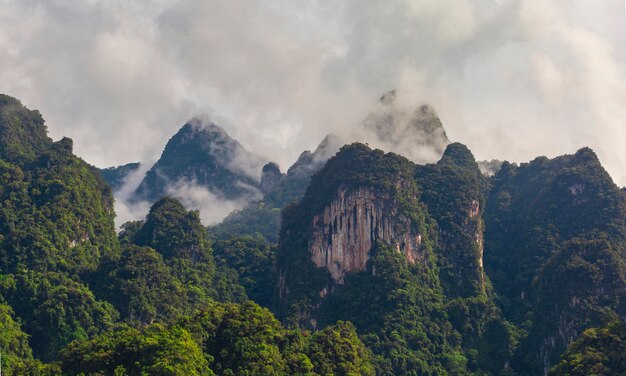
[[309, 186, 424, 283]]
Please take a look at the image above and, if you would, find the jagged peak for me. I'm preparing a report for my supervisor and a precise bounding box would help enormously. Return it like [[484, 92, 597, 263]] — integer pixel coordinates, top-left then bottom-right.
[[260, 161, 283, 194], [364, 91, 450, 163], [262, 161, 281, 174], [287, 134, 343, 178], [186, 116, 230, 137], [173, 116, 238, 148], [314, 133, 343, 157]]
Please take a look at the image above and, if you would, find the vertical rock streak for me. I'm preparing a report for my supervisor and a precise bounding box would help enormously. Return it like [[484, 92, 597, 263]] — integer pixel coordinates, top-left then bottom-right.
[[309, 186, 423, 283]]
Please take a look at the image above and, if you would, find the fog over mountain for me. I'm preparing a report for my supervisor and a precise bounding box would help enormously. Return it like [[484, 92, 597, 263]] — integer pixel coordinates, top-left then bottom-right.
[[1, 1, 625, 185]]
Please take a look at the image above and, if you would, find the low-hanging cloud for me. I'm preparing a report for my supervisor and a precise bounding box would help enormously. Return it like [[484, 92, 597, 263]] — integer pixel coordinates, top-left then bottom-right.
[[165, 179, 254, 226], [1, 0, 625, 186]]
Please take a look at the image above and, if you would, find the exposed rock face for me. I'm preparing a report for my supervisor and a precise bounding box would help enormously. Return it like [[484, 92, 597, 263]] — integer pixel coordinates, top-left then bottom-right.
[[260, 162, 283, 194], [309, 186, 424, 283], [467, 199, 485, 284]]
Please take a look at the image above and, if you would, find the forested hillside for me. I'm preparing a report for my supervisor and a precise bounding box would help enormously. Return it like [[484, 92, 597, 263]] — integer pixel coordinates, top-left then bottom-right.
[[0, 94, 624, 375], [0, 96, 372, 375]]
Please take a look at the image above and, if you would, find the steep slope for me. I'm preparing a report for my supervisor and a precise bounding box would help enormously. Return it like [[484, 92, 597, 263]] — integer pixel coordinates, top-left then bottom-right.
[[276, 143, 503, 375], [0, 95, 120, 361], [416, 143, 490, 299], [211, 134, 344, 242], [0, 94, 51, 164], [0, 95, 117, 274], [99, 162, 140, 191], [549, 321, 626, 376], [132, 117, 265, 203], [213, 94, 453, 243], [484, 148, 626, 375]]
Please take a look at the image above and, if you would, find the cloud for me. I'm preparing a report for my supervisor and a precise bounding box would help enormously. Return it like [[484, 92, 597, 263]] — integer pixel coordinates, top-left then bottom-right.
[[111, 161, 152, 228], [165, 179, 252, 226], [0, 0, 625, 186], [113, 164, 256, 227]]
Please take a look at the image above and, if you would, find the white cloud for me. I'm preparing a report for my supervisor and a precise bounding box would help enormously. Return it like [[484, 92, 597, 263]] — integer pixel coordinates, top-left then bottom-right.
[[0, 0, 624, 186]]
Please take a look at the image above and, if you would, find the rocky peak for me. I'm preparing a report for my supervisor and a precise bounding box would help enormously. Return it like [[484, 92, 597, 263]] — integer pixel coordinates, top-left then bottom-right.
[[132, 117, 266, 203], [363, 91, 450, 164], [287, 133, 343, 179], [260, 162, 283, 194], [283, 143, 428, 284]]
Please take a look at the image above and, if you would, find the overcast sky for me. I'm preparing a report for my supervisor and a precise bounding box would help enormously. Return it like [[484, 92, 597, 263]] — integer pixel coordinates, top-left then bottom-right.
[[2, 0, 626, 184]]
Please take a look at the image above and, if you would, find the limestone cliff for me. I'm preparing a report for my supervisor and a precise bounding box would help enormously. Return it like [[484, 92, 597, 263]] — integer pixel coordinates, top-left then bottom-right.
[[309, 186, 424, 283]]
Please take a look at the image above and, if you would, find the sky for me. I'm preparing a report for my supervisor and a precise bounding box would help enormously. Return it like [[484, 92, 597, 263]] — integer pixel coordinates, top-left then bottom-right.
[[1, 0, 626, 186]]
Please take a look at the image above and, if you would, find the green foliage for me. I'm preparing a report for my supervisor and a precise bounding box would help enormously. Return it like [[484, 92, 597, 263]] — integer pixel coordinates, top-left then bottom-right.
[[133, 197, 230, 303], [0, 138, 117, 274], [307, 321, 375, 376], [484, 148, 626, 374], [549, 321, 626, 376], [303, 143, 419, 217], [0, 303, 50, 375], [320, 242, 464, 375], [94, 244, 187, 326], [188, 301, 291, 374], [277, 143, 435, 322], [416, 143, 489, 298], [135, 197, 212, 263], [99, 162, 140, 191], [59, 323, 212, 376], [212, 233, 277, 308], [185, 301, 374, 375], [94, 198, 248, 328], [278, 143, 526, 375], [61, 300, 374, 376], [0, 94, 51, 164], [211, 204, 282, 243], [1, 271, 119, 361], [3, 95, 626, 376]]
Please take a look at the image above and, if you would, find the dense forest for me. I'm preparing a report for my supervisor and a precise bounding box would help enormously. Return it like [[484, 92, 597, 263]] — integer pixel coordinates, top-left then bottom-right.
[[1, 94, 625, 375]]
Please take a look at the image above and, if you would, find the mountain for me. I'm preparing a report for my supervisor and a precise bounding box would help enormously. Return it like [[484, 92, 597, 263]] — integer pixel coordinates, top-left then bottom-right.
[[0, 95, 51, 164], [210, 134, 344, 242], [211, 94, 453, 243], [275, 141, 626, 375], [549, 321, 626, 376], [132, 117, 266, 204], [0, 95, 119, 364], [99, 162, 141, 191], [276, 142, 507, 374], [363, 90, 450, 163], [484, 148, 626, 374], [2, 93, 625, 376]]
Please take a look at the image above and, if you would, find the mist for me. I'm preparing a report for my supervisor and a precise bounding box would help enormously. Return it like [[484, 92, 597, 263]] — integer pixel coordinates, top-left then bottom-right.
[[1, 0, 625, 189]]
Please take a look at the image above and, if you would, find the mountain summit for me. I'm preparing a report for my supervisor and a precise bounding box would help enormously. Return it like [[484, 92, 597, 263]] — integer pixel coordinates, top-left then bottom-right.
[[363, 90, 450, 163], [132, 117, 266, 203]]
